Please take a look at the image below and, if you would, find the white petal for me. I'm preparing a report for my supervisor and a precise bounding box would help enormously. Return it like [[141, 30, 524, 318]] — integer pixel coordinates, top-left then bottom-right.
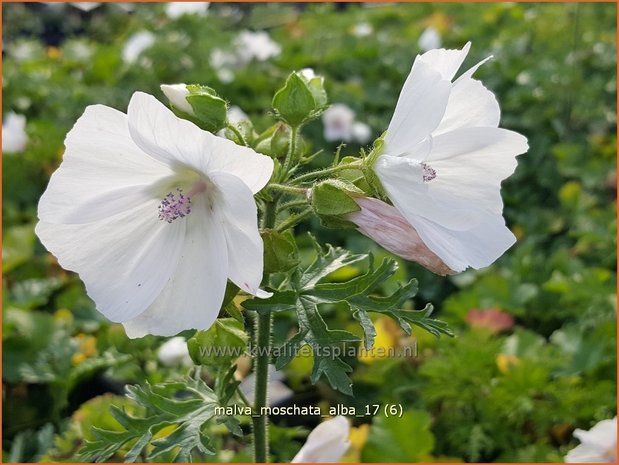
[[410, 213, 516, 272], [160, 83, 194, 115], [36, 199, 186, 322], [206, 136, 274, 194], [292, 416, 350, 463], [127, 91, 210, 172], [384, 59, 451, 156], [574, 418, 617, 449], [375, 155, 480, 230], [417, 41, 471, 81], [38, 104, 172, 224], [210, 172, 270, 297], [565, 444, 612, 463], [123, 197, 228, 337], [432, 77, 500, 136]]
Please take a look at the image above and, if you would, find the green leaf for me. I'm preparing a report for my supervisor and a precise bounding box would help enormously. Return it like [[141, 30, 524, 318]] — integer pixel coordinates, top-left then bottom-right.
[[275, 297, 357, 395], [3, 223, 36, 272], [241, 290, 297, 314], [362, 410, 435, 462], [272, 72, 316, 126], [262, 229, 299, 273], [79, 377, 224, 462]]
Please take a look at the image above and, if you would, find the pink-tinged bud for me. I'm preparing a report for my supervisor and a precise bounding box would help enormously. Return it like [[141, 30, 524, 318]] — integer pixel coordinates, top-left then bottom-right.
[[347, 197, 454, 276], [466, 308, 514, 334]]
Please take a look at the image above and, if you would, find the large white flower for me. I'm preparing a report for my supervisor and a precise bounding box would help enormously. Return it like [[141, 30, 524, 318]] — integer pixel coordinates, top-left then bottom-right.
[[36, 92, 274, 338], [2, 112, 28, 154], [369, 42, 528, 273], [566, 417, 617, 463], [292, 416, 350, 463]]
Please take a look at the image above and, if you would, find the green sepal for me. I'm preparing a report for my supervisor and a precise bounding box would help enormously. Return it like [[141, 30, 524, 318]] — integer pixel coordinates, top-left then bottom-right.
[[187, 319, 248, 368], [183, 85, 228, 133], [311, 179, 362, 217], [272, 72, 317, 127]]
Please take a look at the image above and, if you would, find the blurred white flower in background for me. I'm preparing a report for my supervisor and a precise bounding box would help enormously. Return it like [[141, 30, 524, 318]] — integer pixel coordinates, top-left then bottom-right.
[[2, 112, 28, 154], [239, 365, 293, 406], [227, 105, 249, 124], [352, 121, 372, 144], [235, 30, 281, 62], [36, 92, 273, 337], [8, 40, 39, 62], [292, 416, 350, 463], [352, 22, 373, 38], [122, 31, 155, 64], [157, 336, 193, 367], [165, 2, 210, 19], [365, 42, 528, 273], [566, 417, 617, 463], [210, 48, 238, 83], [322, 104, 356, 142], [418, 26, 442, 51], [322, 104, 372, 144], [70, 2, 100, 12]]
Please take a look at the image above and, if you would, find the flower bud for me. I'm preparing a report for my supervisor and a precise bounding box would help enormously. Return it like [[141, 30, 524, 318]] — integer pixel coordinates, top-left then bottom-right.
[[272, 71, 327, 127], [160, 83, 228, 133], [347, 197, 454, 276]]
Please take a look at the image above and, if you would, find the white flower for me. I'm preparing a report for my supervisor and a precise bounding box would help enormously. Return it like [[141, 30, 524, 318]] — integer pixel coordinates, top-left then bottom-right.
[[352, 22, 373, 38], [322, 104, 356, 142], [157, 336, 193, 367], [352, 121, 372, 144], [227, 105, 248, 124], [70, 2, 100, 12], [160, 83, 194, 115], [8, 40, 39, 62], [235, 30, 281, 63], [165, 2, 210, 19], [122, 31, 156, 64], [3, 112, 28, 154], [566, 417, 617, 463], [210, 48, 238, 83], [418, 27, 442, 52], [239, 365, 293, 406], [371, 42, 528, 273], [348, 197, 452, 275], [35, 92, 274, 338], [292, 416, 350, 463]]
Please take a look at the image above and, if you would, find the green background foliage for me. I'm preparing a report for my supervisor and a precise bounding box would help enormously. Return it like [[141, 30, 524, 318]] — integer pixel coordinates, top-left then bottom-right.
[[2, 2, 616, 462]]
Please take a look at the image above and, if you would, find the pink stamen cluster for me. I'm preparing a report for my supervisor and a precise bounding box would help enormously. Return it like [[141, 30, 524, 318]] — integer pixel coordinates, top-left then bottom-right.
[[158, 188, 191, 223], [421, 162, 437, 182]]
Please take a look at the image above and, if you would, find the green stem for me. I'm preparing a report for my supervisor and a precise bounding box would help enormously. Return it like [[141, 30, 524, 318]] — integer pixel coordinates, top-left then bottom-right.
[[227, 123, 248, 146], [269, 183, 307, 195], [277, 199, 309, 213], [281, 126, 299, 178], [275, 208, 312, 233], [291, 160, 362, 185], [253, 200, 278, 463]]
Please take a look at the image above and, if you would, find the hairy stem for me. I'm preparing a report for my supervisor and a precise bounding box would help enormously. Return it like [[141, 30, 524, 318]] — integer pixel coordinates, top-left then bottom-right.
[[227, 123, 248, 146], [253, 200, 277, 463], [276, 208, 313, 233], [291, 160, 362, 185], [281, 125, 299, 178]]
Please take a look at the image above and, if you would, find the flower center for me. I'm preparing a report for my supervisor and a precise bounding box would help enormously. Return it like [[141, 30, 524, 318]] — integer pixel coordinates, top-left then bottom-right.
[[158, 188, 191, 223], [157, 180, 208, 223], [421, 162, 437, 182]]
